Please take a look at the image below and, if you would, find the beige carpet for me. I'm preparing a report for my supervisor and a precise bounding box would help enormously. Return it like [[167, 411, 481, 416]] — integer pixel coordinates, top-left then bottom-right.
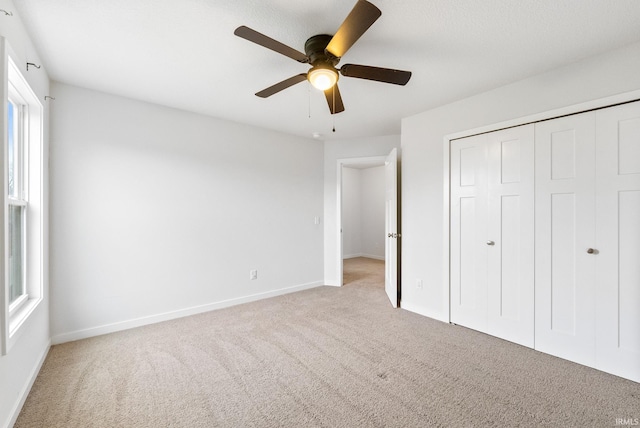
[[16, 257, 639, 427]]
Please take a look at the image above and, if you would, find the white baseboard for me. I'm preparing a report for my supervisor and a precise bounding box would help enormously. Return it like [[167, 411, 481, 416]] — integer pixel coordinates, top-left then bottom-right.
[[360, 253, 385, 261], [6, 340, 51, 428], [400, 301, 449, 324], [51, 281, 324, 345], [343, 253, 384, 261], [342, 253, 362, 259]]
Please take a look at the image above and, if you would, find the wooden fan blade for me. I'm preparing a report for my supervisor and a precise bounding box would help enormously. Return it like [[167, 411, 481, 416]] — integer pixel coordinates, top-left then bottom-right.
[[340, 64, 411, 85], [255, 74, 308, 98], [325, 0, 381, 59], [324, 84, 345, 114], [234, 26, 309, 63]]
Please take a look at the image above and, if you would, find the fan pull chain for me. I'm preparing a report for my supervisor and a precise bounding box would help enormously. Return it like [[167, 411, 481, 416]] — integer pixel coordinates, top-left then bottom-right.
[[308, 85, 311, 118], [332, 86, 336, 133]]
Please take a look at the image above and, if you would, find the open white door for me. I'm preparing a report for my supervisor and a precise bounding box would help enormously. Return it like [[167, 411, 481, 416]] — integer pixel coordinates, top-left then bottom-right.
[[385, 148, 399, 307]]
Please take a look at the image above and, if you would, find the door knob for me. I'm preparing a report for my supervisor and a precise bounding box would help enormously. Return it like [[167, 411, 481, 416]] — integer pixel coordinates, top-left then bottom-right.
[[388, 233, 392, 238], [587, 248, 596, 254], [487, 241, 495, 246]]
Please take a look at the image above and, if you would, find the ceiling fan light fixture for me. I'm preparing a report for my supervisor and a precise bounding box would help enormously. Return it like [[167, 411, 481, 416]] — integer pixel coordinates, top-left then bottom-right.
[[308, 66, 338, 91]]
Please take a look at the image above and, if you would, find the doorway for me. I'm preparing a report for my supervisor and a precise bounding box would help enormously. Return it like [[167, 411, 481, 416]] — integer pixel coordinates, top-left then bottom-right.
[[342, 164, 386, 287], [336, 149, 399, 307]]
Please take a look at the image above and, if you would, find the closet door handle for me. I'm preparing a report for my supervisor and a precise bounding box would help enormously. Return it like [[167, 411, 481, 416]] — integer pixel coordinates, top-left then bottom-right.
[[487, 241, 495, 246]]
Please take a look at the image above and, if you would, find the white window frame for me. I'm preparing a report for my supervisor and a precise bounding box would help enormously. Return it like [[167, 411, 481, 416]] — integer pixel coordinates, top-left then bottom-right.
[[2, 49, 45, 355], [7, 93, 29, 317]]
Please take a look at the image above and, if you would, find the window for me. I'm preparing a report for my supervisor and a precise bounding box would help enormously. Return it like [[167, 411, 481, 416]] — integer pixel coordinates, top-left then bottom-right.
[[2, 54, 45, 354], [7, 96, 28, 313]]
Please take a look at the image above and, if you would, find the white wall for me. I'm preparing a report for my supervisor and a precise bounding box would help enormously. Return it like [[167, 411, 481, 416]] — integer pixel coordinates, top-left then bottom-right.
[[360, 166, 385, 259], [341, 165, 385, 260], [401, 41, 640, 320], [341, 167, 362, 258], [49, 83, 324, 343], [323, 135, 400, 285], [0, 1, 50, 427]]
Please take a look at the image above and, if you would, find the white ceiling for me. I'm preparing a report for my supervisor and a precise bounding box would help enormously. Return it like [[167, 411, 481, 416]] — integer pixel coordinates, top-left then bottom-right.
[[12, 0, 640, 140]]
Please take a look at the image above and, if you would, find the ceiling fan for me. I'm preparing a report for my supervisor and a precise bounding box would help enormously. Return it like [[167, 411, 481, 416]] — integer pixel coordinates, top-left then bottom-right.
[[234, 0, 412, 115]]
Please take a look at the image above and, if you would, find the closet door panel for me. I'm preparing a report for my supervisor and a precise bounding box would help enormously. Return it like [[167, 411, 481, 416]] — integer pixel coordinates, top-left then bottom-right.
[[595, 101, 640, 382], [486, 125, 535, 347], [617, 192, 640, 352], [498, 194, 522, 321], [549, 193, 578, 335], [534, 112, 597, 367], [450, 135, 488, 333]]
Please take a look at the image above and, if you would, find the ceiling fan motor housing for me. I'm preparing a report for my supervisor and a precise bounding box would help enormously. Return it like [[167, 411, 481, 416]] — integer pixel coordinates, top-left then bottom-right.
[[305, 34, 340, 67]]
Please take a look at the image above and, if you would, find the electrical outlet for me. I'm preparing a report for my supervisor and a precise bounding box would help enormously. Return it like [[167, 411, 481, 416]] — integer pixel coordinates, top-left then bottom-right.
[[416, 279, 423, 289], [250, 269, 258, 280]]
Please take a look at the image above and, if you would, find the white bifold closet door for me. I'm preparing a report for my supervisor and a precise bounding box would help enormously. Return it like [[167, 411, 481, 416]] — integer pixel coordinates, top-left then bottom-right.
[[450, 124, 534, 348], [535, 101, 640, 382], [534, 111, 597, 367], [595, 102, 640, 382]]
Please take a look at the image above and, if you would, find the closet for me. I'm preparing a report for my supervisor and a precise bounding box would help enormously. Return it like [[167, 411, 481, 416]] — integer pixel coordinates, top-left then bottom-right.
[[450, 100, 640, 382]]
